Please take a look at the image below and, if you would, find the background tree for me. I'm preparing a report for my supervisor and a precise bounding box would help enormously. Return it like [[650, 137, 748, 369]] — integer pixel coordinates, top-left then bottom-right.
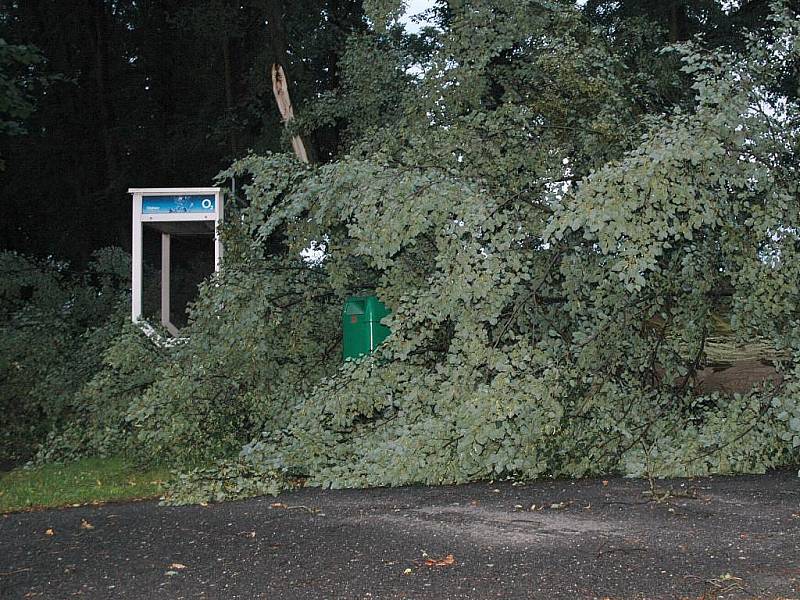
[[0, 40, 43, 147]]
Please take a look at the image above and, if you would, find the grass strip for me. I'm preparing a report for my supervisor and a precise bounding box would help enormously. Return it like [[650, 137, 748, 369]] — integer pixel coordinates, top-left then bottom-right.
[[0, 457, 169, 513]]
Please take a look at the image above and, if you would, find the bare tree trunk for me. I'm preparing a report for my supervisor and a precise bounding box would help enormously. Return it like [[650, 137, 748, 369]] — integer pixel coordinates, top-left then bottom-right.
[[89, 0, 118, 188], [265, 0, 312, 163], [668, 2, 688, 42], [222, 35, 240, 156], [271, 64, 308, 163]]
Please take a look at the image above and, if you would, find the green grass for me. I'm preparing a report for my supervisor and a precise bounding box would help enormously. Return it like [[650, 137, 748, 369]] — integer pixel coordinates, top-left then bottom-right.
[[0, 457, 170, 513]]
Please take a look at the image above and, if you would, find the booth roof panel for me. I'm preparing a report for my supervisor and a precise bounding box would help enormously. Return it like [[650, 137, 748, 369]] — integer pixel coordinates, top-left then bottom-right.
[[128, 187, 221, 195]]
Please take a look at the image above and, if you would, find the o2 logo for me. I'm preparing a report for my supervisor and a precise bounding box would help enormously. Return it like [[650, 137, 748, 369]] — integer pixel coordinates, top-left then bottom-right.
[[201, 198, 213, 210]]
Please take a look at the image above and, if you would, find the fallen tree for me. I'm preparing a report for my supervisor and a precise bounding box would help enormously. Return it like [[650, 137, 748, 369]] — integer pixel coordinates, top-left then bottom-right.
[[19, 1, 800, 502]]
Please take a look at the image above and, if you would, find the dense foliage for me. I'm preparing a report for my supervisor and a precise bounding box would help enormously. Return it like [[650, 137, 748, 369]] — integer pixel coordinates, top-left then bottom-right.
[[214, 2, 800, 496], [0, 249, 131, 460], [2, 1, 799, 504]]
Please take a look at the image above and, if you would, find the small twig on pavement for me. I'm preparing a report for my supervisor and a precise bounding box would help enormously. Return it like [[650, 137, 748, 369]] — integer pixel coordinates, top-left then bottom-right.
[[595, 546, 648, 558], [642, 483, 702, 504], [270, 503, 320, 514], [0, 568, 32, 576], [684, 573, 750, 598], [286, 505, 320, 514]]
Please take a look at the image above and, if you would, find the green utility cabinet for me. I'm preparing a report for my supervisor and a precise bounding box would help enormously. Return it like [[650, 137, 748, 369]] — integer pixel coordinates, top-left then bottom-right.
[[342, 296, 390, 360]]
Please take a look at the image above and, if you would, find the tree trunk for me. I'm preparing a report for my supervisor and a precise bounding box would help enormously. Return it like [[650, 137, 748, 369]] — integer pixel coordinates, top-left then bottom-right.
[[668, 2, 688, 43], [89, 0, 118, 189], [264, 0, 312, 163], [222, 35, 240, 156], [271, 64, 309, 163]]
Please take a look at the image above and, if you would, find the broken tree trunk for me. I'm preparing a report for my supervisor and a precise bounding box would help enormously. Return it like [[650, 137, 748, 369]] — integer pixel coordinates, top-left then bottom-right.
[[271, 63, 309, 163], [264, 0, 311, 163]]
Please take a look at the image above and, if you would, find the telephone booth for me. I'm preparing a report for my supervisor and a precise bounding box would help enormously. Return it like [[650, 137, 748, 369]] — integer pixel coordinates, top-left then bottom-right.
[[129, 187, 223, 335]]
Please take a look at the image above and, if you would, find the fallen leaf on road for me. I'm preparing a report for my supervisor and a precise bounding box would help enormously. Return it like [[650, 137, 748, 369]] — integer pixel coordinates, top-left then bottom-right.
[[270, 502, 287, 509], [602, 480, 609, 487], [169, 563, 187, 570], [403, 568, 412, 575], [424, 554, 455, 567], [44, 528, 54, 536], [80, 519, 94, 530], [550, 502, 567, 510]]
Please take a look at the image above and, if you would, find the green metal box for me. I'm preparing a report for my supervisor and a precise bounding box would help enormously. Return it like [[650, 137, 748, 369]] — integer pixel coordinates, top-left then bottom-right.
[[342, 296, 390, 360]]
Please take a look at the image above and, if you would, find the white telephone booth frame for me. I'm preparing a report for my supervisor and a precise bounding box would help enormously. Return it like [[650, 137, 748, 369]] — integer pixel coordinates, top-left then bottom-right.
[[129, 187, 223, 335]]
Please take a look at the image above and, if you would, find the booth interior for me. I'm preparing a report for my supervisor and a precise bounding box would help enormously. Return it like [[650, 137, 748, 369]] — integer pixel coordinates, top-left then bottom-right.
[[143, 226, 215, 328]]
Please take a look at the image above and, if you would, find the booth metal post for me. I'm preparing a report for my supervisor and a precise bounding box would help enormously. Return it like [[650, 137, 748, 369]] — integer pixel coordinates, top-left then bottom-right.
[[131, 191, 143, 323], [214, 190, 224, 270], [160, 233, 179, 335]]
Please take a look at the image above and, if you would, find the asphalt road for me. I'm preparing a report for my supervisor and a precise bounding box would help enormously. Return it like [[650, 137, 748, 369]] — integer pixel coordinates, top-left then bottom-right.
[[1, 470, 799, 599]]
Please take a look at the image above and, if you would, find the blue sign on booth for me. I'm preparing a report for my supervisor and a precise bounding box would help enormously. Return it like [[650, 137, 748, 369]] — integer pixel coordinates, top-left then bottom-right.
[[142, 194, 216, 214]]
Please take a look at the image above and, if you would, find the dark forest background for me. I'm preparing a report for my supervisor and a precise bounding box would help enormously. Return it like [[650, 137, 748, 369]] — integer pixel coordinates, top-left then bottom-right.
[[0, 0, 780, 267], [0, 0, 367, 266]]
